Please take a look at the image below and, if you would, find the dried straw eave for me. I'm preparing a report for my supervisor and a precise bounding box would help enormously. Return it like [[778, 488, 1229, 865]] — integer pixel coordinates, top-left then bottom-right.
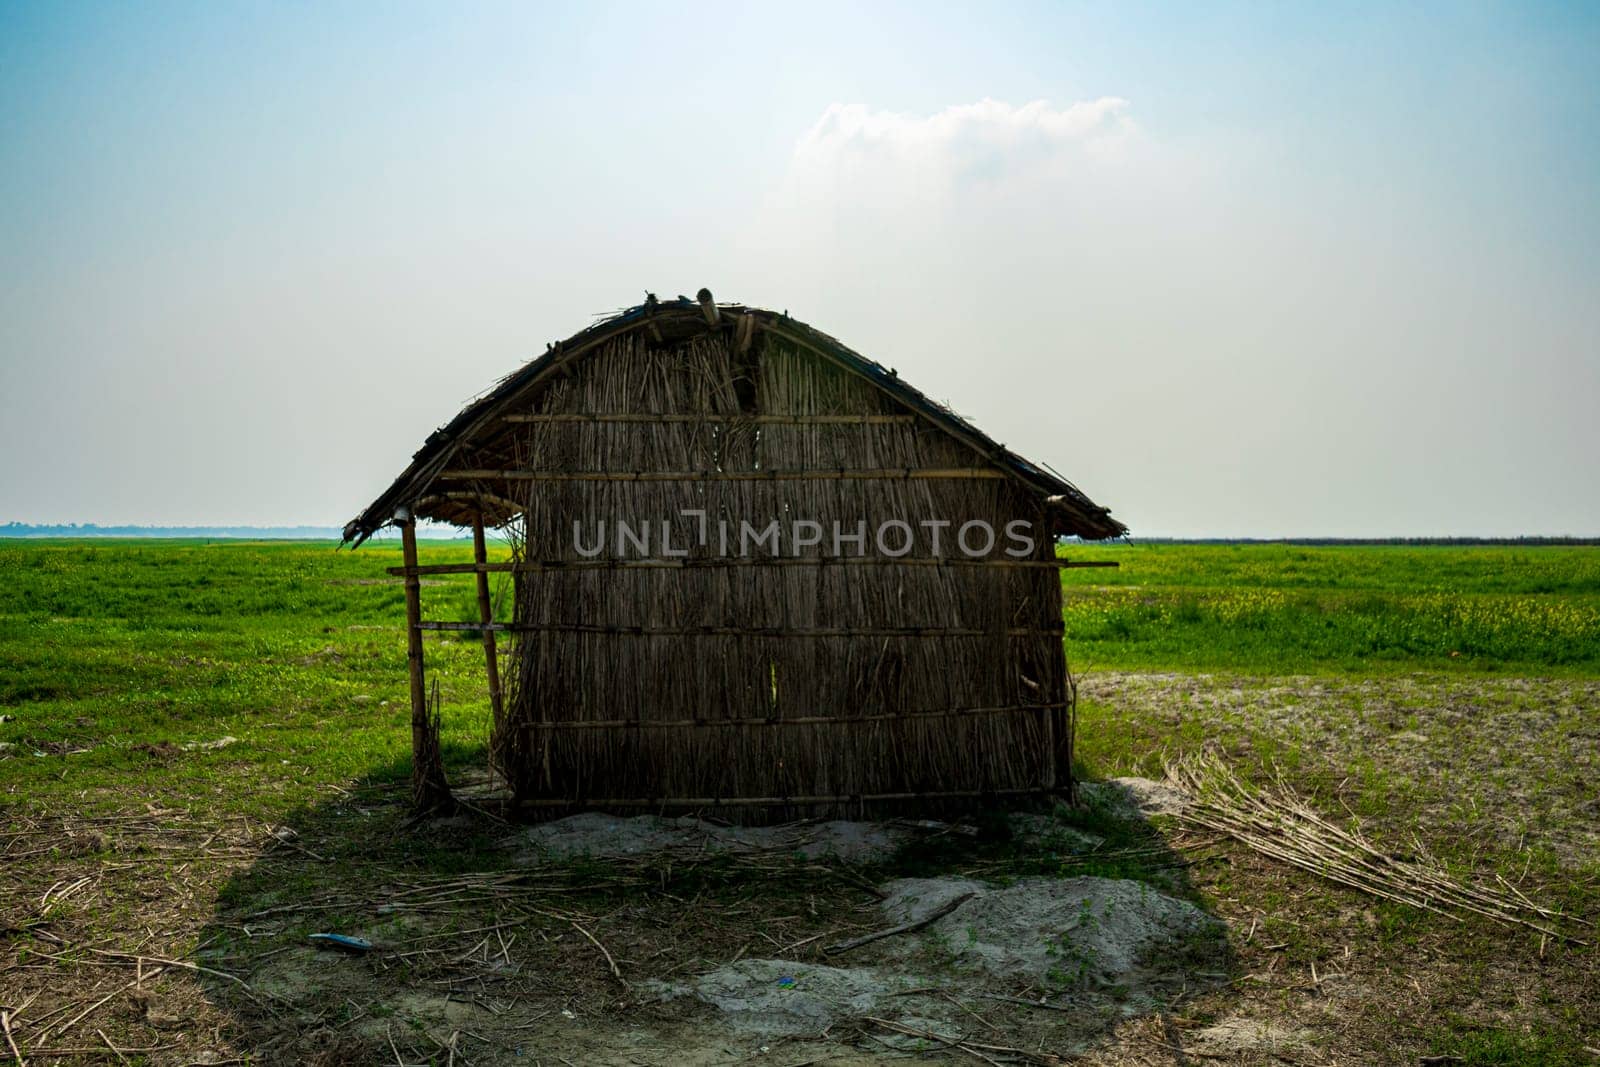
[[342, 298, 1126, 543]]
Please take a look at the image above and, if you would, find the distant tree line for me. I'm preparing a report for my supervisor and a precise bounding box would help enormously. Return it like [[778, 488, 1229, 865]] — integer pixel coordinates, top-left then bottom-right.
[[0, 522, 476, 540], [0, 522, 348, 539]]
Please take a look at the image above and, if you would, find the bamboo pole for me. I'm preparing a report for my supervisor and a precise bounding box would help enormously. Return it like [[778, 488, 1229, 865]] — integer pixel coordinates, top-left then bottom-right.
[[389, 558, 1118, 577], [499, 413, 918, 425], [416, 622, 1062, 637], [438, 467, 1008, 482], [1051, 567, 1073, 802], [471, 517, 504, 724], [1041, 702, 1057, 794], [517, 787, 1047, 809], [416, 490, 524, 512], [399, 515, 431, 804], [518, 702, 1069, 732]]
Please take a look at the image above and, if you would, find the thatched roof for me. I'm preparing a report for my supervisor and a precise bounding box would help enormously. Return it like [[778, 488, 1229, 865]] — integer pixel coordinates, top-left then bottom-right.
[[344, 294, 1126, 545]]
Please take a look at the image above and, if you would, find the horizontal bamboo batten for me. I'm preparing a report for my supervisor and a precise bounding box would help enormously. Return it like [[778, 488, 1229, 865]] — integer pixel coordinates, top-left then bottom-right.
[[388, 558, 1118, 577], [516, 787, 1049, 809], [519, 702, 1069, 733], [438, 467, 1011, 483], [415, 490, 524, 512], [438, 467, 1008, 482], [500, 413, 919, 425], [416, 621, 1063, 637]]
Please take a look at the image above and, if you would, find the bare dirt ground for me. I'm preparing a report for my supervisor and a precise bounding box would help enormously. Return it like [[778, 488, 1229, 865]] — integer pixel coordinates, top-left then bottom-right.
[[3, 671, 1597, 1065], [205, 806, 1231, 1066]]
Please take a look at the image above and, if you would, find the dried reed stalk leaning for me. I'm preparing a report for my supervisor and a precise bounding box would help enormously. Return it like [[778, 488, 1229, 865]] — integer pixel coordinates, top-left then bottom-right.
[[1164, 750, 1590, 945]]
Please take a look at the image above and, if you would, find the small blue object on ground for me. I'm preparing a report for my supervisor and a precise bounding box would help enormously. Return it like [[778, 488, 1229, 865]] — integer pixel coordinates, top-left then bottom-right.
[[308, 933, 374, 953]]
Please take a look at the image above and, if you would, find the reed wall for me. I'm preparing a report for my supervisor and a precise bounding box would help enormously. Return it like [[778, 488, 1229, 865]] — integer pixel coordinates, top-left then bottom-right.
[[485, 330, 1070, 820]]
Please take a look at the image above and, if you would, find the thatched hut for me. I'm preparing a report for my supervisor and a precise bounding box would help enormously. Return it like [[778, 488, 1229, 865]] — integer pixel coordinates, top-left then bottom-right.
[[345, 291, 1125, 819]]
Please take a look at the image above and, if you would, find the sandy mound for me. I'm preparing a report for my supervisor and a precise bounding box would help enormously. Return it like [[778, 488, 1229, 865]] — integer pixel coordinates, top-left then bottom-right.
[[515, 813, 908, 863], [881, 875, 1221, 986]]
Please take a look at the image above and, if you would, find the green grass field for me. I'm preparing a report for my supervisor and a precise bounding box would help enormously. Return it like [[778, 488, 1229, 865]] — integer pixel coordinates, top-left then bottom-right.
[[1, 538, 494, 819], [5, 539, 1595, 799], [1060, 542, 1600, 674], [1, 540, 1596, 1064]]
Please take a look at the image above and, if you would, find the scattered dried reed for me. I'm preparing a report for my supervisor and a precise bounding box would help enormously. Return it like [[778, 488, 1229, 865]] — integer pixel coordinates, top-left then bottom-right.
[[1165, 750, 1590, 945]]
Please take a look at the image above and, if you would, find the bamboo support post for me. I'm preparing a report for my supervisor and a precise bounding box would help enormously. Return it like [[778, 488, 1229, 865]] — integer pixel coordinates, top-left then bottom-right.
[[1041, 703, 1057, 793], [400, 515, 427, 769], [1058, 673, 1077, 805], [472, 516, 504, 724], [401, 513, 450, 813]]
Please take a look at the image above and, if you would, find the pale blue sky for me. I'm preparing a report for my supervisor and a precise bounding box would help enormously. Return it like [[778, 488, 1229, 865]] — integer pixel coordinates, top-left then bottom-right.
[[2, 2, 1596, 536]]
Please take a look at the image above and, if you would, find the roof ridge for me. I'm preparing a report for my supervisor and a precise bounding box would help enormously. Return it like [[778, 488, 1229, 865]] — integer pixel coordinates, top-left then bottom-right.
[[344, 299, 1125, 544]]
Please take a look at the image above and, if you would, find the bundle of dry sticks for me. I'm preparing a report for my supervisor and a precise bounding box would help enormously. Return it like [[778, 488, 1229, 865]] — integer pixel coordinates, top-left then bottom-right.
[[1164, 750, 1590, 947]]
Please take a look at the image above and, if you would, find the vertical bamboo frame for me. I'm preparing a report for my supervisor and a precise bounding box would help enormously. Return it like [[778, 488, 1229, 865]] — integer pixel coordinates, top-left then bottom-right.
[[401, 514, 451, 810], [472, 516, 504, 722], [401, 517, 427, 763], [1053, 628, 1075, 807], [390, 515, 514, 809]]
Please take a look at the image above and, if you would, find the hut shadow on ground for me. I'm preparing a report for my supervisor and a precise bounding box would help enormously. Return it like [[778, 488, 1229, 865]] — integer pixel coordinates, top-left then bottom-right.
[[200, 757, 1237, 1066]]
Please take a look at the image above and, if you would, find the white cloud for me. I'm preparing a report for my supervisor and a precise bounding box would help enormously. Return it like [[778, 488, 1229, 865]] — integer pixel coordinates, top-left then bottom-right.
[[790, 97, 1138, 194], [738, 96, 1233, 532], [751, 95, 1174, 287], [762, 96, 1160, 248]]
